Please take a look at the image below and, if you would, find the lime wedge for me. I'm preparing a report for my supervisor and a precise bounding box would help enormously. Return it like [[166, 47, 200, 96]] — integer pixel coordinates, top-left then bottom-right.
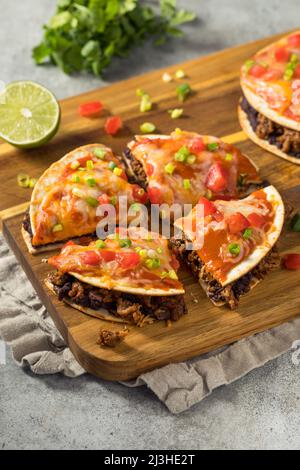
[[0, 81, 60, 148]]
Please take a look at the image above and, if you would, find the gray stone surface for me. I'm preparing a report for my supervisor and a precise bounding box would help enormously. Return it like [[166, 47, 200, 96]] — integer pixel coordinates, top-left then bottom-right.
[[0, 0, 300, 450]]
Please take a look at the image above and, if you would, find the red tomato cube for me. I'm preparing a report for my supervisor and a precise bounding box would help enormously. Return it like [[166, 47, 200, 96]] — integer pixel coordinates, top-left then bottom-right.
[[227, 212, 250, 234], [205, 161, 229, 193], [147, 186, 163, 204], [99, 250, 116, 263], [81, 251, 101, 265], [247, 212, 266, 228], [197, 197, 217, 217], [132, 185, 148, 204], [288, 33, 300, 48], [189, 137, 205, 153], [117, 252, 140, 269], [249, 64, 266, 78], [275, 46, 290, 62], [283, 253, 300, 270], [104, 116, 123, 136], [79, 101, 103, 118]]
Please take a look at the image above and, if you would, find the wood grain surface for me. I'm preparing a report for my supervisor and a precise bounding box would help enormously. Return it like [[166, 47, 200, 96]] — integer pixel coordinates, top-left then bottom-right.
[[1, 30, 300, 381]]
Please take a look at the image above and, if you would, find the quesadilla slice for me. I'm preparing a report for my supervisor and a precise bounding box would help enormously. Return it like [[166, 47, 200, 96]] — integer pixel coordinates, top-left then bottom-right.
[[22, 144, 148, 254], [239, 31, 300, 164], [123, 129, 263, 206], [171, 186, 284, 309], [46, 227, 186, 325]]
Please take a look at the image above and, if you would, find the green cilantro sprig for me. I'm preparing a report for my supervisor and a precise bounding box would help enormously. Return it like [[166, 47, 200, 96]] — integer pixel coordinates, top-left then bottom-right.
[[33, 0, 196, 77]]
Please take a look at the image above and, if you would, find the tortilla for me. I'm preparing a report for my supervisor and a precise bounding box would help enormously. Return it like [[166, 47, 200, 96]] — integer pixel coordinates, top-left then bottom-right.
[[238, 104, 300, 166], [174, 185, 284, 289], [23, 143, 139, 253]]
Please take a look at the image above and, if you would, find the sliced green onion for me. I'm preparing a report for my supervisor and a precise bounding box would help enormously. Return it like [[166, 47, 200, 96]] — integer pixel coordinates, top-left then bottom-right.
[[70, 160, 80, 170], [244, 60, 255, 73], [52, 223, 63, 233], [86, 196, 98, 207], [156, 247, 163, 254], [136, 88, 146, 97], [243, 228, 253, 239], [110, 196, 117, 206], [113, 167, 123, 176], [134, 246, 142, 252], [207, 142, 219, 152], [284, 54, 299, 81], [174, 146, 190, 162], [17, 173, 30, 188], [72, 174, 81, 184], [108, 161, 117, 171], [145, 258, 160, 269], [168, 108, 183, 119], [130, 203, 142, 212], [176, 83, 191, 102], [119, 239, 132, 248], [95, 240, 106, 249], [160, 271, 168, 279], [139, 249, 148, 259], [140, 122, 156, 133], [225, 153, 233, 161], [28, 178, 37, 188], [175, 69, 185, 79], [94, 148, 106, 160], [164, 162, 175, 175], [168, 269, 178, 280], [140, 94, 152, 112], [86, 160, 94, 170], [86, 176, 96, 187], [291, 213, 300, 232], [183, 179, 191, 189], [228, 243, 240, 256], [187, 154, 196, 164]]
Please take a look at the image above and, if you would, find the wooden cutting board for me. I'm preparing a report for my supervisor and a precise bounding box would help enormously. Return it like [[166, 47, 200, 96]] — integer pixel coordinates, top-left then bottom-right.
[[1, 30, 300, 381]]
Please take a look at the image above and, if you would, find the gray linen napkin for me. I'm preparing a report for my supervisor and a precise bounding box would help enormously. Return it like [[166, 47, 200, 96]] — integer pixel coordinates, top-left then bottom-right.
[[1, 234, 299, 414]]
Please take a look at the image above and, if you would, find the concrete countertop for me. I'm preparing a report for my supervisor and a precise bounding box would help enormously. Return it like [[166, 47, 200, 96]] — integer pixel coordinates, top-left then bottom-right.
[[0, 0, 299, 450]]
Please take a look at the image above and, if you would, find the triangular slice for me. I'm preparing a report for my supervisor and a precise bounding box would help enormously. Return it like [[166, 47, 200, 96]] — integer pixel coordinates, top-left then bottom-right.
[[171, 186, 284, 309], [22, 144, 147, 254], [123, 130, 263, 206], [46, 227, 186, 325]]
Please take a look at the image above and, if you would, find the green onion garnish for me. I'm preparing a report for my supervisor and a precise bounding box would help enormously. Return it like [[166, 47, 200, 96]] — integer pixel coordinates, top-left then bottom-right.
[[156, 247, 163, 254], [165, 162, 175, 174], [113, 167, 123, 176], [225, 153, 233, 161], [183, 179, 191, 189], [175, 69, 185, 79], [284, 54, 299, 81], [108, 161, 117, 171], [95, 240, 106, 249], [86, 176, 96, 187], [207, 142, 219, 152], [139, 249, 148, 258], [136, 88, 146, 97], [119, 239, 132, 248], [243, 228, 253, 239], [187, 154, 196, 164], [291, 213, 300, 232], [140, 122, 156, 133], [130, 203, 142, 212], [168, 108, 183, 119], [174, 146, 190, 162], [86, 196, 98, 207], [86, 160, 94, 170], [17, 173, 30, 188], [52, 223, 63, 233], [145, 258, 161, 269], [244, 60, 255, 73], [176, 83, 191, 102], [110, 196, 117, 206], [168, 269, 178, 280], [94, 148, 106, 160], [228, 243, 241, 256], [28, 178, 37, 188], [140, 94, 152, 112], [70, 160, 80, 170]]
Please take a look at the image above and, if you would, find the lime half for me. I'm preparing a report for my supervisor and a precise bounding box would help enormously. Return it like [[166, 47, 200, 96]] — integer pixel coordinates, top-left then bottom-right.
[[0, 81, 60, 148]]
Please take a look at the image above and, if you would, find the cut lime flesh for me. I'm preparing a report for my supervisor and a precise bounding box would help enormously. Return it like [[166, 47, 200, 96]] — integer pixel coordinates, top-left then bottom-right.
[[0, 81, 60, 148]]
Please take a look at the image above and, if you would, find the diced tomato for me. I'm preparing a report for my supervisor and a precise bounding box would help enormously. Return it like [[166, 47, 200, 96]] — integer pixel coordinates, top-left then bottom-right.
[[189, 137, 205, 153], [283, 253, 300, 270], [249, 64, 266, 78], [275, 46, 290, 62], [288, 33, 300, 48], [146, 163, 154, 176], [170, 255, 180, 271], [213, 210, 224, 222], [263, 68, 282, 81], [148, 186, 163, 204], [99, 250, 116, 263], [77, 155, 94, 167], [63, 240, 75, 249], [79, 101, 103, 118], [205, 161, 229, 193], [98, 194, 111, 205], [132, 185, 148, 204], [104, 116, 123, 136], [197, 197, 217, 216], [294, 64, 300, 79], [81, 251, 101, 265], [227, 212, 250, 234], [120, 170, 128, 181], [116, 252, 140, 269], [247, 212, 266, 228]]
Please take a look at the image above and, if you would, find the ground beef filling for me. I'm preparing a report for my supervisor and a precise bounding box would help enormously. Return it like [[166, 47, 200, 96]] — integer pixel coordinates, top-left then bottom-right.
[[122, 148, 148, 189], [48, 271, 187, 324], [169, 237, 280, 309], [22, 210, 33, 237], [241, 96, 300, 158], [97, 327, 129, 347]]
